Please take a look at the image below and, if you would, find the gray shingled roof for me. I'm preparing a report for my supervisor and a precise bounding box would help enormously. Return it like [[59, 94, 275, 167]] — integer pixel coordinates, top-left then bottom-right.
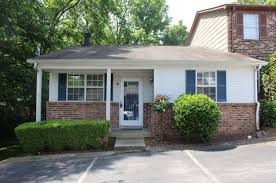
[[30, 46, 265, 63]]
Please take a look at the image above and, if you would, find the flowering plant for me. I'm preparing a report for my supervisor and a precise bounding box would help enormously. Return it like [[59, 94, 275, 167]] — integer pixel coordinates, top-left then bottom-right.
[[153, 95, 170, 113]]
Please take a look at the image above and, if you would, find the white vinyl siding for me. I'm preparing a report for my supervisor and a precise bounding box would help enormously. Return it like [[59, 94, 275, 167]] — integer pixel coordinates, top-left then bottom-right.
[[113, 70, 153, 103], [243, 14, 259, 40], [48, 70, 154, 103], [154, 67, 255, 103], [189, 11, 228, 51]]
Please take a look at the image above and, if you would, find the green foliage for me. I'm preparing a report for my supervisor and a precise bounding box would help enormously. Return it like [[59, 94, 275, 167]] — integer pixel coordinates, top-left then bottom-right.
[[163, 21, 188, 45], [262, 52, 276, 100], [0, 0, 50, 137], [130, 0, 171, 44], [153, 95, 170, 113], [236, 0, 276, 5], [260, 100, 276, 127], [15, 120, 110, 153], [173, 94, 221, 142]]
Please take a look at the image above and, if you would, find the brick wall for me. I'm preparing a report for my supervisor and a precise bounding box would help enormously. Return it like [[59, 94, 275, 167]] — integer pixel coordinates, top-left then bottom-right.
[[217, 103, 256, 140], [229, 10, 276, 60], [147, 103, 256, 141], [47, 102, 256, 141], [143, 103, 152, 128], [46, 102, 119, 128]]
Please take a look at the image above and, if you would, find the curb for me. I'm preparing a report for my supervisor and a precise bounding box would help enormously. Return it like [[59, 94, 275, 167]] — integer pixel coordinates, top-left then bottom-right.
[[2, 136, 276, 164], [0, 151, 115, 164]]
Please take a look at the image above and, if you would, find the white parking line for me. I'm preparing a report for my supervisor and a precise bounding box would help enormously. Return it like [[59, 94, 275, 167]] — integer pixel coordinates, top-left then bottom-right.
[[77, 156, 98, 183], [185, 150, 220, 183]]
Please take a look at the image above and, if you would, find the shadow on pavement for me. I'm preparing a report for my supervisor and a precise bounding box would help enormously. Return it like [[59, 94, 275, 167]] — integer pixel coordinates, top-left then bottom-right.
[[0, 157, 92, 183]]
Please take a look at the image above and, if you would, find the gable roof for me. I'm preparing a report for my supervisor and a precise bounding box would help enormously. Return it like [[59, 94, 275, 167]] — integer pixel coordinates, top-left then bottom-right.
[[186, 4, 276, 45], [28, 46, 265, 64]]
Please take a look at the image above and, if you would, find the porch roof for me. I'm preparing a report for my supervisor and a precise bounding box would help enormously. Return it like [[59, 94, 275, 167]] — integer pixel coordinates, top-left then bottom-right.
[[28, 46, 266, 65]]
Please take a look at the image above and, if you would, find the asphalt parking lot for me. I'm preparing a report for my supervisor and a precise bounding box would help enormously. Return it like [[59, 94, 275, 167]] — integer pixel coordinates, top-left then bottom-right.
[[1, 141, 276, 183]]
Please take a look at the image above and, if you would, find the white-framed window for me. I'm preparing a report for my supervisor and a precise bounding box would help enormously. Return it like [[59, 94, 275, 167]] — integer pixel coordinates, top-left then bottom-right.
[[67, 74, 85, 101], [196, 71, 216, 101], [86, 74, 104, 101], [67, 74, 105, 101], [243, 14, 259, 40]]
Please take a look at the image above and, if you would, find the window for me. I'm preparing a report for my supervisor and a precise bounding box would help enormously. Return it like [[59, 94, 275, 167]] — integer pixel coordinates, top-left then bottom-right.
[[67, 74, 85, 101], [243, 14, 259, 40], [86, 74, 104, 101], [67, 74, 105, 101], [196, 71, 216, 100]]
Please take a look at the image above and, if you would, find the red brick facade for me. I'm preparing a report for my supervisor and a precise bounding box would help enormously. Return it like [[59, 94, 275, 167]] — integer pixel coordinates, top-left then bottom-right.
[[229, 9, 276, 60], [47, 102, 151, 128], [145, 103, 256, 141], [217, 103, 256, 140], [47, 102, 256, 141], [46, 102, 119, 128]]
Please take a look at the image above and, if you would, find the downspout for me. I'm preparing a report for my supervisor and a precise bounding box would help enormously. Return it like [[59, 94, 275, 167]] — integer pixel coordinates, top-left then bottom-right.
[[255, 64, 261, 131]]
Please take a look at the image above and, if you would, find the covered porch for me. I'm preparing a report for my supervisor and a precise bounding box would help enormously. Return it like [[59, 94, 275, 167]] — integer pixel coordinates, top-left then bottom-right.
[[37, 68, 154, 129]]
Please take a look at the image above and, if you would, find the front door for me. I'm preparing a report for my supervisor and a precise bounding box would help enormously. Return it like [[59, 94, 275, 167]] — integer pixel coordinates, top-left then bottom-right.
[[120, 79, 143, 128]]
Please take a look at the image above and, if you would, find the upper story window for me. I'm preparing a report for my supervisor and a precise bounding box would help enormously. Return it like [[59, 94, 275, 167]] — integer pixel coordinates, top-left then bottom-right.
[[243, 14, 259, 40], [67, 74, 105, 101], [196, 71, 216, 101]]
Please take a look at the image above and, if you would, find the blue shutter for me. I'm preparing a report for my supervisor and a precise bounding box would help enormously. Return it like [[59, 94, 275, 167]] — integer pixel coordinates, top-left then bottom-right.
[[104, 73, 113, 101], [58, 74, 67, 101], [217, 71, 226, 102], [186, 70, 196, 94]]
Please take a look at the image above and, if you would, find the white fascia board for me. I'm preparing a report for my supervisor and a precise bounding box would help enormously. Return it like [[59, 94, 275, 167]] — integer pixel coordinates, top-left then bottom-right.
[[33, 59, 264, 70]]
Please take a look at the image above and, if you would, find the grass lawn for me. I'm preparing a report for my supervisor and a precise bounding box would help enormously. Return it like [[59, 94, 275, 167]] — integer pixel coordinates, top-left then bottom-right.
[[0, 138, 28, 161]]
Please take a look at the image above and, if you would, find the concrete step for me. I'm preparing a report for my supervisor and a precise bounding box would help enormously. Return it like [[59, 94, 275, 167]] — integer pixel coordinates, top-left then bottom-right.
[[110, 128, 151, 139], [114, 138, 146, 151]]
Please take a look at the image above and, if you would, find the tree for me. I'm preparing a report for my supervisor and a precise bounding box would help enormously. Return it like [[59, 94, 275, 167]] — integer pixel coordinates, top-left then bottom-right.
[[162, 21, 188, 45], [0, 0, 50, 137], [109, 0, 133, 44], [262, 52, 276, 100], [130, 0, 171, 44], [236, 0, 276, 5]]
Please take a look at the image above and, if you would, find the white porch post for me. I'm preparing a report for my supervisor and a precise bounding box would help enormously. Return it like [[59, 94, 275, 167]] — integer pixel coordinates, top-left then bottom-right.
[[36, 67, 42, 121], [106, 68, 111, 121]]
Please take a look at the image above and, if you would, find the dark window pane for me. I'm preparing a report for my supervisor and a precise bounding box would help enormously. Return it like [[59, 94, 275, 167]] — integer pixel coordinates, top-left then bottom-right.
[[204, 87, 209, 94], [98, 75, 103, 80], [197, 72, 202, 78]]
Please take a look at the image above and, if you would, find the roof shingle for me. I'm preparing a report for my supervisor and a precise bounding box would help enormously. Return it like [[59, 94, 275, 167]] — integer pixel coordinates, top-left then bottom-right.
[[31, 46, 264, 63]]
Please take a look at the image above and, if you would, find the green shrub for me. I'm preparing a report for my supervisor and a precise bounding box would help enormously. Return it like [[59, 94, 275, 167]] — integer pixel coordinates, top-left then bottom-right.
[[260, 100, 276, 128], [173, 94, 221, 142], [15, 120, 110, 153], [262, 52, 276, 100], [153, 95, 170, 113]]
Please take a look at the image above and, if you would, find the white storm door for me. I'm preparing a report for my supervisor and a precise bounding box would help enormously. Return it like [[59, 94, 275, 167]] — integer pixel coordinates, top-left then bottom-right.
[[120, 79, 143, 127]]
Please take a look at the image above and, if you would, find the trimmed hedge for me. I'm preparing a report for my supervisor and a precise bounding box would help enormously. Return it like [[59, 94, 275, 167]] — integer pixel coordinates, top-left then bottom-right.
[[15, 120, 110, 153], [260, 100, 276, 128], [173, 94, 221, 142]]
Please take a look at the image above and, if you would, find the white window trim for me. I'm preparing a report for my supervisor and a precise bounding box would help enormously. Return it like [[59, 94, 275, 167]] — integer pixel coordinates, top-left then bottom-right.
[[243, 14, 259, 40], [66, 73, 105, 102], [195, 70, 217, 102]]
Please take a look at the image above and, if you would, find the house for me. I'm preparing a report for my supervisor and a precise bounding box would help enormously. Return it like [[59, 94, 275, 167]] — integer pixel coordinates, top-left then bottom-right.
[[186, 4, 276, 61], [27, 34, 267, 141]]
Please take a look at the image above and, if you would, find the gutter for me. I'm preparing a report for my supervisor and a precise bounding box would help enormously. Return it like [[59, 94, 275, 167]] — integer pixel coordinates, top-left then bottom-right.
[[255, 64, 262, 131]]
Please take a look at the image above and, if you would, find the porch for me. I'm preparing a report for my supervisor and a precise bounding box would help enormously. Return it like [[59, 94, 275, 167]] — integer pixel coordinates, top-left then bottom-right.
[[40, 69, 154, 129]]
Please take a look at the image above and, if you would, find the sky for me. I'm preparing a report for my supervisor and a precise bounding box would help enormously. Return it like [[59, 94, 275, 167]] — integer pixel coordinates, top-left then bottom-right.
[[167, 0, 233, 30]]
